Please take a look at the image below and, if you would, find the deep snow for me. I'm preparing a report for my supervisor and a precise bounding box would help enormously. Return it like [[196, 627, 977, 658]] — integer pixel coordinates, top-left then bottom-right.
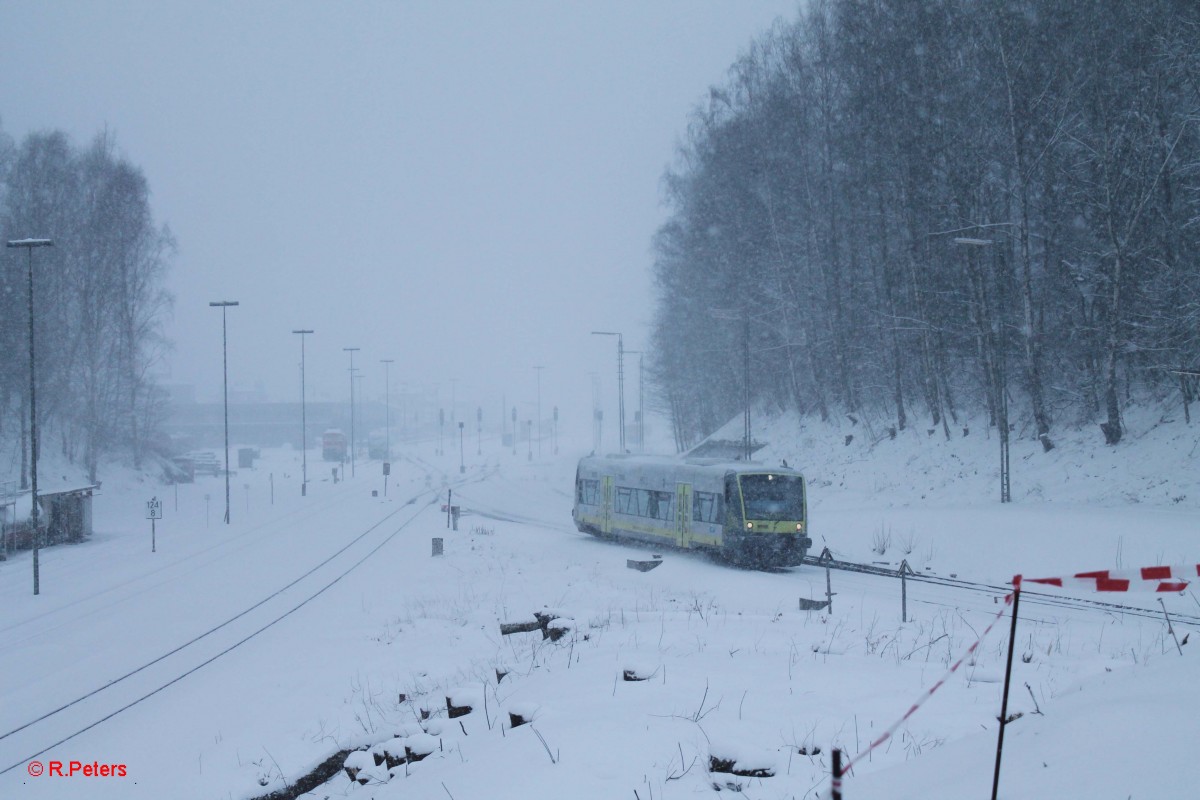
[[1, 403, 1197, 799]]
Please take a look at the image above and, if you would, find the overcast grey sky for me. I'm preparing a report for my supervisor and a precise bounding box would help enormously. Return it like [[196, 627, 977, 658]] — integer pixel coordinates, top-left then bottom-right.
[[0, 0, 796, 438]]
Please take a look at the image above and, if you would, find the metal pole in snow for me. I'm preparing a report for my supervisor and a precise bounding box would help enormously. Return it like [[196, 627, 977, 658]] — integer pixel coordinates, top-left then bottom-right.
[[293, 329, 313, 496], [825, 562, 834, 614], [831, 748, 842, 800], [209, 300, 238, 524], [991, 577, 1022, 800], [223, 308, 230, 523], [381, 358, 394, 461], [148, 497, 161, 552], [1159, 598, 1184, 656], [26, 245, 38, 589]]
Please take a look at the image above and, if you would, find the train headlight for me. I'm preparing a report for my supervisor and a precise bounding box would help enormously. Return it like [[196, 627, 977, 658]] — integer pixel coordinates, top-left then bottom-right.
[[746, 522, 754, 530], [796, 522, 804, 532]]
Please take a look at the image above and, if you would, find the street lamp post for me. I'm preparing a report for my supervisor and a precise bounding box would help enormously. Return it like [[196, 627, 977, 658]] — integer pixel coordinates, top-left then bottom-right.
[[589, 372, 602, 452], [955, 237, 1009, 503], [354, 372, 364, 461], [626, 351, 645, 453], [293, 330, 314, 496], [381, 359, 394, 461], [533, 365, 545, 459], [459, 421, 465, 474], [638, 353, 644, 452], [591, 331, 625, 453], [8, 238, 52, 595], [209, 301, 239, 524], [343, 348, 359, 476]]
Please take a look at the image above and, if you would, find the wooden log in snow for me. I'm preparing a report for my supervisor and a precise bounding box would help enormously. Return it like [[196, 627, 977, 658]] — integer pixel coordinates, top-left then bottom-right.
[[446, 696, 473, 719]]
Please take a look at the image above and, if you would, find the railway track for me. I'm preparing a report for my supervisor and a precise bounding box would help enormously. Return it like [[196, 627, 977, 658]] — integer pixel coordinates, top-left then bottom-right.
[[8, 460, 1182, 778], [800, 550, 1200, 627], [0, 467, 492, 778]]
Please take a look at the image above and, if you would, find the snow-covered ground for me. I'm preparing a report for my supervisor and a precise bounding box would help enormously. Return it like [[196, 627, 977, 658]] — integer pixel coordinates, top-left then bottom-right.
[[1, 404, 1198, 799]]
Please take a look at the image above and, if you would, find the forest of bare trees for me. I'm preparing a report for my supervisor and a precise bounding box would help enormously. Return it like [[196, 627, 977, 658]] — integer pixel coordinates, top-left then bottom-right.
[[652, 0, 1200, 452], [0, 122, 173, 484]]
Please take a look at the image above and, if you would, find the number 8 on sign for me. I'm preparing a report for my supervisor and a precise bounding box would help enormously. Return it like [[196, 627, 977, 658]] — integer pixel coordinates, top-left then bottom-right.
[[146, 496, 162, 554]]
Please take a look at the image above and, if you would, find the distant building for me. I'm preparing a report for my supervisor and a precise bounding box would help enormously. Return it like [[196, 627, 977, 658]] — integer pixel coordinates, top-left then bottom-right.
[[163, 400, 392, 451]]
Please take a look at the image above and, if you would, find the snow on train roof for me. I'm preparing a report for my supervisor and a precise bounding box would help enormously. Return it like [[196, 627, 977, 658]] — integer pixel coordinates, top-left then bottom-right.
[[579, 453, 802, 475]]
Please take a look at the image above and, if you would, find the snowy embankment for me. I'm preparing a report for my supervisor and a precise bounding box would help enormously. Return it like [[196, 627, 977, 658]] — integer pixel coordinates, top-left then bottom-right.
[[0, 404, 1196, 799]]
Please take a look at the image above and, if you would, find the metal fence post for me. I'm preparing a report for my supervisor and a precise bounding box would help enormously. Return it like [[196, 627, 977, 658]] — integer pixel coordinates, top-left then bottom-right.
[[992, 577, 1022, 800], [826, 562, 834, 614], [1159, 598, 1184, 656], [900, 559, 911, 623]]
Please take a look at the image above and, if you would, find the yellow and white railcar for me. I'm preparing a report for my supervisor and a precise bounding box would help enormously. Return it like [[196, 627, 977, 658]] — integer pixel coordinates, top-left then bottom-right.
[[572, 455, 811, 567]]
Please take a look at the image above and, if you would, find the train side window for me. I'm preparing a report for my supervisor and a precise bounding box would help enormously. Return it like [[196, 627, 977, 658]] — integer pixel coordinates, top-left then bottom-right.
[[656, 491, 674, 521], [615, 487, 634, 514], [582, 479, 599, 505], [693, 491, 719, 524], [645, 490, 658, 518]]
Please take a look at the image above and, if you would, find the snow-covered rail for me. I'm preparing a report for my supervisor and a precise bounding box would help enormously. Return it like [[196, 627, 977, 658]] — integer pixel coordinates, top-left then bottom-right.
[[800, 550, 1200, 626], [0, 469, 494, 778]]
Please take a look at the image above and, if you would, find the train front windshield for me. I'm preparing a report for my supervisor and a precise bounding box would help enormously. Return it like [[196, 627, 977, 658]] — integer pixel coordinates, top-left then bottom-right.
[[738, 474, 805, 520]]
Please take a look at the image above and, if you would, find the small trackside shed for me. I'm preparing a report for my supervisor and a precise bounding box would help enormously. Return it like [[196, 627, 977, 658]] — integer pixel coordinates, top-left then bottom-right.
[[2, 484, 98, 551]]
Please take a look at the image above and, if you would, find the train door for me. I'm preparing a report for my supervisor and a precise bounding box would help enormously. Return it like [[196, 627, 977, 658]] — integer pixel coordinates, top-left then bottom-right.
[[676, 483, 692, 548], [602, 476, 613, 535]]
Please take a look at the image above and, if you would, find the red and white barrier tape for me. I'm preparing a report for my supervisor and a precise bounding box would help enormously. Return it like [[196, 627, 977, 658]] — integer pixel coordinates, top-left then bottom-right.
[[835, 564, 1191, 781], [1024, 564, 1196, 593], [839, 588, 1015, 775]]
